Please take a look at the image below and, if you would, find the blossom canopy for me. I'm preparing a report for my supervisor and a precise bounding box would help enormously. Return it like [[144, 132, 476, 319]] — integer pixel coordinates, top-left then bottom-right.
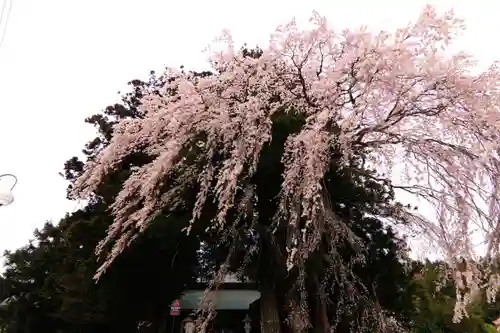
[[73, 6, 500, 319]]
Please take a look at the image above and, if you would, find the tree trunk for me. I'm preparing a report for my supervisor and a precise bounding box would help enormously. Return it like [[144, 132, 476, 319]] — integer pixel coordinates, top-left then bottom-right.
[[257, 225, 282, 333], [260, 283, 281, 333], [285, 285, 310, 333], [157, 314, 167, 333], [312, 272, 330, 333]]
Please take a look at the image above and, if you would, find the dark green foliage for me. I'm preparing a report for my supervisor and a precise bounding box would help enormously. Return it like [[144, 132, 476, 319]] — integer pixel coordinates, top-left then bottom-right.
[[406, 261, 500, 333], [0, 201, 203, 333]]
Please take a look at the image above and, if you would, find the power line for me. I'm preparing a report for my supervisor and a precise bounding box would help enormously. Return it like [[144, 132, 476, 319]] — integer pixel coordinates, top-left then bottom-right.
[[0, 0, 6, 28], [0, 0, 13, 50], [0, 0, 6, 27]]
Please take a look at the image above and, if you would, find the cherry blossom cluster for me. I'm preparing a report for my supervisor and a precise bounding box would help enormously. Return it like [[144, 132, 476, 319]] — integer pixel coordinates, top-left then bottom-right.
[[73, 6, 500, 319]]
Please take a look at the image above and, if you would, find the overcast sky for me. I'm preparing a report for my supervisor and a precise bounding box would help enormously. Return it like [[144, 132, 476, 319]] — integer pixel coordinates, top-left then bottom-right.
[[0, 0, 498, 260]]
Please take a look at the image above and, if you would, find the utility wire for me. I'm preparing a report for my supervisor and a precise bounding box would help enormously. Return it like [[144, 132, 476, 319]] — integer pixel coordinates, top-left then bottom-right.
[[0, 0, 13, 50], [0, 0, 6, 28]]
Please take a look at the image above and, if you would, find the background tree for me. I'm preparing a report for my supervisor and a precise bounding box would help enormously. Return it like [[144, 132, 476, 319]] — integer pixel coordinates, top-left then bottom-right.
[[406, 260, 500, 333], [0, 197, 203, 332]]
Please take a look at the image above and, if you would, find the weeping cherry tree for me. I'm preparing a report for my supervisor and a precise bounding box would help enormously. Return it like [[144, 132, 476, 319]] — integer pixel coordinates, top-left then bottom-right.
[[73, 6, 500, 324]]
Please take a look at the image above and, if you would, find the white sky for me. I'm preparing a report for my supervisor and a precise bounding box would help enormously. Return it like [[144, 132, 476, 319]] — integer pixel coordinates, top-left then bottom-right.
[[0, 0, 499, 262]]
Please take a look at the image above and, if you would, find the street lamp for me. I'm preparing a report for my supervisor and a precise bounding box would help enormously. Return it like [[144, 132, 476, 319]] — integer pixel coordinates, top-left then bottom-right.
[[0, 174, 17, 207]]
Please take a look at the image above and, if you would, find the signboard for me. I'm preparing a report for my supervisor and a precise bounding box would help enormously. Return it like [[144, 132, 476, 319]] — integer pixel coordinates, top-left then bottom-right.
[[170, 299, 181, 316]]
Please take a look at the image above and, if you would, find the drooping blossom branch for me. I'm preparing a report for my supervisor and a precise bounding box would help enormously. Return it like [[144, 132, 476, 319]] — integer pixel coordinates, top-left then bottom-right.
[[73, 6, 500, 321]]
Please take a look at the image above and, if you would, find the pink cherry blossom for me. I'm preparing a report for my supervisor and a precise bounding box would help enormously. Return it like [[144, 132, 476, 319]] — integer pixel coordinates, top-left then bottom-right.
[[73, 6, 500, 320]]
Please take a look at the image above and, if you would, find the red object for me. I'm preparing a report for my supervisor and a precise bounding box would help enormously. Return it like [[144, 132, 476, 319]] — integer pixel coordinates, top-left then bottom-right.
[[170, 299, 181, 316]]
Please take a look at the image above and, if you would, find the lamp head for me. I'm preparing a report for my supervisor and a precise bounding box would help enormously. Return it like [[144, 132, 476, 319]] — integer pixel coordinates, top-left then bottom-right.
[[0, 191, 14, 207], [0, 174, 17, 207]]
